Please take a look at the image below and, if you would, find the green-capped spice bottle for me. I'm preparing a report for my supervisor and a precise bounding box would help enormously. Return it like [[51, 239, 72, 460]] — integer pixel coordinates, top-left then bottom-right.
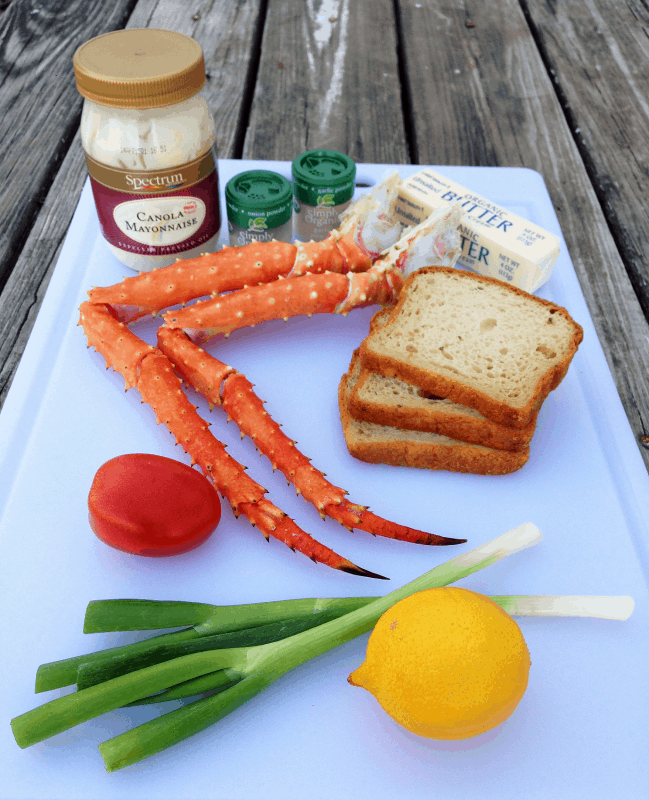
[[225, 170, 293, 246], [291, 149, 356, 242]]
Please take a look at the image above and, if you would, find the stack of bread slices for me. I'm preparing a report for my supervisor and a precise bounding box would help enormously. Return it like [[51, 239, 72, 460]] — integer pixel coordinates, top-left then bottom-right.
[[339, 266, 584, 475]]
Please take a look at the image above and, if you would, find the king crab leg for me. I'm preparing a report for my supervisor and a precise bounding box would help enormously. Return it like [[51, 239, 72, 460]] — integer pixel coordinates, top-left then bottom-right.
[[157, 327, 466, 547], [162, 263, 402, 344], [78, 302, 387, 579], [161, 205, 462, 344], [85, 226, 374, 325], [86, 241, 298, 324]]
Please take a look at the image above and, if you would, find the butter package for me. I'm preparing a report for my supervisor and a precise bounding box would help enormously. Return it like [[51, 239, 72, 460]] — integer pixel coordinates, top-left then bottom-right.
[[393, 169, 560, 293]]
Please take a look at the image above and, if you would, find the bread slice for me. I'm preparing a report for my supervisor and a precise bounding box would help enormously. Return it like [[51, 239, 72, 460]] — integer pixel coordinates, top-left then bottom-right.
[[360, 267, 583, 429], [339, 351, 529, 475], [348, 310, 536, 452], [348, 352, 535, 452]]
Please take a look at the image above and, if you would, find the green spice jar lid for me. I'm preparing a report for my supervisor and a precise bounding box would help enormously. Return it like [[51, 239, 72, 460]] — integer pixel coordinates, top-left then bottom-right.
[[225, 170, 293, 229], [291, 149, 356, 206]]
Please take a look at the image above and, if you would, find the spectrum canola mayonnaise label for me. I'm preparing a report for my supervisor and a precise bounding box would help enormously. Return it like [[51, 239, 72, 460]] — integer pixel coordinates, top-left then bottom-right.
[[393, 169, 560, 293]]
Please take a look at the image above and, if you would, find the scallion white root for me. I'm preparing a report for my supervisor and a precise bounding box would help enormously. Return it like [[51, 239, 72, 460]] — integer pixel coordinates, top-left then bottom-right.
[[493, 595, 635, 620]]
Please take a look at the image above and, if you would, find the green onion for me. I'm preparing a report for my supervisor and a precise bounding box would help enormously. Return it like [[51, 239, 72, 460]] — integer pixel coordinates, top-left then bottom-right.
[[83, 599, 219, 632], [38, 596, 376, 693], [12, 649, 250, 749], [12, 522, 541, 768], [124, 669, 239, 706], [35, 628, 198, 693], [99, 523, 544, 770], [81, 592, 636, 698], [91, 593, 635, 704], [85, 591, 637, 710], [76, 613, 373, 691], [13, 523, 632, 772], [84, 596, 376, 634]]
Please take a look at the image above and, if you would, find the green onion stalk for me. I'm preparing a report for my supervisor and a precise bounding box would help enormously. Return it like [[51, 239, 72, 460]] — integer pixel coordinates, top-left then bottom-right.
[[35, 596, 376, 694], [10, 523, 633, 772]]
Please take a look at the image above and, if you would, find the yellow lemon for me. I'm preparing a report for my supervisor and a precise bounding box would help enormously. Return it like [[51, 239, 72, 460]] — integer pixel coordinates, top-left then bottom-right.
[[348, 587, 531, 739]]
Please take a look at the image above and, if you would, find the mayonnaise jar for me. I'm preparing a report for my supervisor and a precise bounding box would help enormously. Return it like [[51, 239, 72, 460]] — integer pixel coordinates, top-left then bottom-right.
[[73, 29, 221, 271]]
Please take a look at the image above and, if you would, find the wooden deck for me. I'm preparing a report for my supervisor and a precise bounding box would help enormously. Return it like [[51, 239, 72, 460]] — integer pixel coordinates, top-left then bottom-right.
[[1, 0, 648, 468]]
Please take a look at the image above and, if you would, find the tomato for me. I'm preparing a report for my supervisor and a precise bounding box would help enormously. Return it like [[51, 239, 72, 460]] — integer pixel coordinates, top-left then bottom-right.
[[88, 453, 222, 556]]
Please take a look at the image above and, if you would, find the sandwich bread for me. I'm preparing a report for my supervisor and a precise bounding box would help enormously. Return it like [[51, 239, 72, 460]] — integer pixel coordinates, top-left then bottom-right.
[[360, 267, 583, 429], [339, 349, 530, 475], [348, 311, 537, 452]]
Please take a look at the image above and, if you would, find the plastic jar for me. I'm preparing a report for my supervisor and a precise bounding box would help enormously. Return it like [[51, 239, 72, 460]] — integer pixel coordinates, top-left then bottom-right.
[[225, 170, 293, 246], [291, 149, 356, 242], [73, 29, 221, 272]]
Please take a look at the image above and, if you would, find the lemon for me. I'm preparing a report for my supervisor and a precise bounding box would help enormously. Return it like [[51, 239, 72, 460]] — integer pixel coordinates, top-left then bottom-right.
[[348, 587, 531, 739]]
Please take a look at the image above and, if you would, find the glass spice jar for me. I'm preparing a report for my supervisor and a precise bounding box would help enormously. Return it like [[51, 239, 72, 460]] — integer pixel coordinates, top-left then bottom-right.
[[225, 170, 293, 246], [291, 149, 356, 242], [73, 28, 221, 272]]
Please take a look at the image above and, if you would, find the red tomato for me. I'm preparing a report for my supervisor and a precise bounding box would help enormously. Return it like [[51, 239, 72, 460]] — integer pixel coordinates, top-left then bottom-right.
[[88, 453, 222, 556]]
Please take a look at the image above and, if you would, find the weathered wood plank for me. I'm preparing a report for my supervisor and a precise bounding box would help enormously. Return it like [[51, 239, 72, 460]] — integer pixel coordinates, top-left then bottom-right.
[[0, 0, 139, 294], [243, 0, 410, 163], [127, 0, 266, 158], [0, 0, 264, 409], [395, 0, 649, 468], [521, 0, 649, 318], [0, 131, 88, 413]]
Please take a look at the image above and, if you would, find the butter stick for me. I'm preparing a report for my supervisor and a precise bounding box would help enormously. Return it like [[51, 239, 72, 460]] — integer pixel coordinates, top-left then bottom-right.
[[393, 169, 560, 292]]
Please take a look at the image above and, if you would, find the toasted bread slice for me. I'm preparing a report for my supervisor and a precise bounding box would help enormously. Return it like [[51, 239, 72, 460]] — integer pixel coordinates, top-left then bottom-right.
[[339, 351, 529, 475], [360, 267, 583, 429]]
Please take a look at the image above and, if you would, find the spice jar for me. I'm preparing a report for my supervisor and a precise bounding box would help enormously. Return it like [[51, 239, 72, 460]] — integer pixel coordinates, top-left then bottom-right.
[[225, 170, 293, 246], [73, 29, 221, 272], [291, 149, 356, 242]]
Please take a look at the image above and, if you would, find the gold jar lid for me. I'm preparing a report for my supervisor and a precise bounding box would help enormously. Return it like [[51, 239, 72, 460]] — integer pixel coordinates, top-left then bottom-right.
[[73, 28, 206, 109]]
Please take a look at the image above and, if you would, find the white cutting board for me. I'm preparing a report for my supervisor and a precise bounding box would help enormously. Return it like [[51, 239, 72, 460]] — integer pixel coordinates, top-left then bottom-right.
[[0, 161, 647, 800]]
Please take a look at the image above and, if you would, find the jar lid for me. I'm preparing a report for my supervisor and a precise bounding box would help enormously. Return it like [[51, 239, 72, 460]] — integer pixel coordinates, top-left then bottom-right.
[[73, 29, 206, 109], [291, 150, 356, 187], [225, 170, 293, 229], [291, 150, 356, 206]]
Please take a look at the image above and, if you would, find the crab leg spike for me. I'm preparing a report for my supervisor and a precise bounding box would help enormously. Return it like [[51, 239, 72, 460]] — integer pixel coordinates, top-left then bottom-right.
[[241, 501, 387, 579], [157, 330, 465, 547]]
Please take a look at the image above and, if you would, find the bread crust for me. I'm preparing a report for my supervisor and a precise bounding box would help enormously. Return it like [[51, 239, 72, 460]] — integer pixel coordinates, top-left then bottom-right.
[[338, 358, 529, 475], [349, 365, 536, 452], [360, 267, 583, 429]]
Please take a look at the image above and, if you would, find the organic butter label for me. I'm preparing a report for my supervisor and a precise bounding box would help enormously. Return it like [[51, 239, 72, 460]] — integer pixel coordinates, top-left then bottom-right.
[[393, 169, 560, 292]]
